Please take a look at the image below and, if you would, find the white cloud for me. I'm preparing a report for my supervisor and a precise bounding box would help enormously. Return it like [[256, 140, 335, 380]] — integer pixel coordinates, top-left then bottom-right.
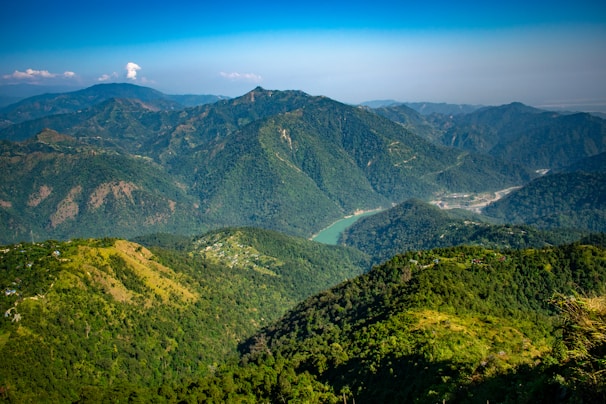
[[220, 71, 262, 82], [125, 62, 141, 80], [2, 68, 78, 81], [98, 72, 118, 82]]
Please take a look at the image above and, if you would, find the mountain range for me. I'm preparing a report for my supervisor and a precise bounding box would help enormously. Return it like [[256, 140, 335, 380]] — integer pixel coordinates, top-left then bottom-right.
[[0, 83, 605, 402], [0, 84, 546, 244], [0, 83, 226, 127], [372, 101, 606, 170]]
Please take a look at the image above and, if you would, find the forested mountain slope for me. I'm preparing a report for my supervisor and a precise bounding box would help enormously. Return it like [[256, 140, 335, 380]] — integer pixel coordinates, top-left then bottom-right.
[[367, 103, 440, 142], [484, 171, 606, 232], [0, 87, 535, 242], [0, 228, 369, 402], [440, 103, 606, 170], [340, 199, 581, 263], [0, 129, 203, 244], [178, 241, 606, 403]]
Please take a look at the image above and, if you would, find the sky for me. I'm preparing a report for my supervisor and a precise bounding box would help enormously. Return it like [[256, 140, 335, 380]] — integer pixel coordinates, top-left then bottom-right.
[[1, 0, 605, 109]]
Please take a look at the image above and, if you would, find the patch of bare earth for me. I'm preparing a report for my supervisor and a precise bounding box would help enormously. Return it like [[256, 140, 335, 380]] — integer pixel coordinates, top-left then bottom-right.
[[89, 264, 134, 303], [27, 185, 52, 207], [88, 181, 139, 209], [50, 186, 82, 227]]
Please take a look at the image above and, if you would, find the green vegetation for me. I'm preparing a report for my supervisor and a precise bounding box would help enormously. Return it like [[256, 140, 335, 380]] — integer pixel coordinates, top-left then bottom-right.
[[0, 229, 368, 402], [340, 199, 580, 263], [437, 103, 606, 170], [1, 231, 605, 402], [0, 130, 204, 244], [173, 240, 606, 403], [0, 84, 604, 402], [484, 172, 606, 233]]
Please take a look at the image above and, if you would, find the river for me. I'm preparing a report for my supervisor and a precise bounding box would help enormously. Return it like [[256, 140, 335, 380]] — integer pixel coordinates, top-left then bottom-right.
[[311, 209, 383, 245]]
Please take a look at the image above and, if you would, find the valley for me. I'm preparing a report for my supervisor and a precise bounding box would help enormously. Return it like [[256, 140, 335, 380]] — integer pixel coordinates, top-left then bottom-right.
[[429, 185, 522, 213], [311, 208, 385, 245]]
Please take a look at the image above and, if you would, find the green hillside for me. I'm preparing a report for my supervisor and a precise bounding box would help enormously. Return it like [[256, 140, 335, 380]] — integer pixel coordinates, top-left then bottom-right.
[[484, 171, 606, 232], [173, 241, 606, 403], [340, 199, 580, 263], [0, 84, 604, 403], [0, 97, 183, 147], [187, 89, 533, 235], [368, 103, 440, 143], [0, 129, 203, 244], [0, 228, 368, 402]]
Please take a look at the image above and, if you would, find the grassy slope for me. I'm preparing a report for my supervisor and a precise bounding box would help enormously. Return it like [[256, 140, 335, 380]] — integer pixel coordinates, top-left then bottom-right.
[[0, 229, 369, 402]]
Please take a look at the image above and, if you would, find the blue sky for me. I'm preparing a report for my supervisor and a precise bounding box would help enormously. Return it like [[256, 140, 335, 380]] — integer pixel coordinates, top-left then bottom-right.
[[1, 0, 605, 109]]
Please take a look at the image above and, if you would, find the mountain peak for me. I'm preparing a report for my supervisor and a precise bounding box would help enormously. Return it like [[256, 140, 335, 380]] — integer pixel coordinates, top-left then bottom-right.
[[230, 87, 311, 106], [247, 86, 272, 101], [500, 101, 542, 114]]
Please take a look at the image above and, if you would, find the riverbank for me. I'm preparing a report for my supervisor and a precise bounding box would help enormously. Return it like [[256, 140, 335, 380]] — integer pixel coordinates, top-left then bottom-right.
[[429, 186, 521, 213]]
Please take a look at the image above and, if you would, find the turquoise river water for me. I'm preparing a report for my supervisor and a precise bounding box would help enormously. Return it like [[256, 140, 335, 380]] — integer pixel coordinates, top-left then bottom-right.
[[311, 210, 382, 245]]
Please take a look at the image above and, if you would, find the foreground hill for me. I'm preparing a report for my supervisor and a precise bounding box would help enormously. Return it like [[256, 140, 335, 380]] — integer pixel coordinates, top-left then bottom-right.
[[181, 241, 605, 403], [0, 228, 369, 401], [339, 199, 581, 263], [0, 87, 535, 241]]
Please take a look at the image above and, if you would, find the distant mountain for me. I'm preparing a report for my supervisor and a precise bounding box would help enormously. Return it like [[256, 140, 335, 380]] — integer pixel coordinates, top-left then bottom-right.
[[361, 100, 483, 115], [0, 83, 224, 127], [0, 88, 535, 242], [439, 103, 606, 170], [339, 199, 579, 262], [366, 103, 440, 142], [403, 101, 483, 115], [0, 229, 369, 401]]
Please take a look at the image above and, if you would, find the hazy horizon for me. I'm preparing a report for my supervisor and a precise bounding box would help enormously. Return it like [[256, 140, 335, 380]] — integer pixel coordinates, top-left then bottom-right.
[[1, 1, 605, 110]]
